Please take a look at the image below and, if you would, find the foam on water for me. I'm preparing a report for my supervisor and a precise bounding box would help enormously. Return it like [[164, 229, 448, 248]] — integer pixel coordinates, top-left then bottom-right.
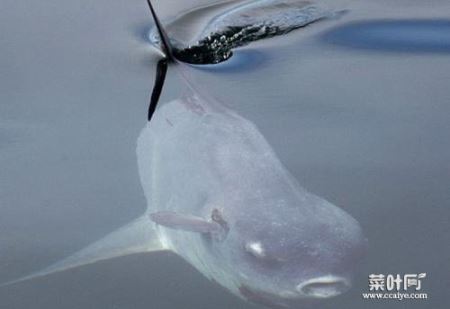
[[149, 0, 335, 64]]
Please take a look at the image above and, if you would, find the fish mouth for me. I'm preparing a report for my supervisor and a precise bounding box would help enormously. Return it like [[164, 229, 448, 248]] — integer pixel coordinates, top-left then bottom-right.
[[296, 275, 351, 298], [239, 276, 350, 308]]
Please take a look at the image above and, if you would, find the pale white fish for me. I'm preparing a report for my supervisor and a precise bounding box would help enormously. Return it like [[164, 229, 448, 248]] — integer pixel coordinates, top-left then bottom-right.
[[1, 2, 367, 308], [136, 87, 368, 308]]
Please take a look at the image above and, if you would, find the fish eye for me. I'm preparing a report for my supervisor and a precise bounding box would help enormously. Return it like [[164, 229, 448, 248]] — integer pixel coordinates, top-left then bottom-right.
[[243, 241, 286, 271], [244, 241, 266, 258]]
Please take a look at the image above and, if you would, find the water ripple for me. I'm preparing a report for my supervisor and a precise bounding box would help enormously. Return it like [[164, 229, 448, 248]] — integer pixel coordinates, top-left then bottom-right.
[[150, 0, 334, 64]]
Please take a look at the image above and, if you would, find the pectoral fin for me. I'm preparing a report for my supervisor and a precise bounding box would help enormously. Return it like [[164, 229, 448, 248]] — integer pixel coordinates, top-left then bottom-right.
[[1, 215, 165, 287], [150, 211, 221, 234]]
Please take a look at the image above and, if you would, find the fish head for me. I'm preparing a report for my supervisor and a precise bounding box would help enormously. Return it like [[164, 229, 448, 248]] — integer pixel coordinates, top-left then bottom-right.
[[212, 193, 367, 307]]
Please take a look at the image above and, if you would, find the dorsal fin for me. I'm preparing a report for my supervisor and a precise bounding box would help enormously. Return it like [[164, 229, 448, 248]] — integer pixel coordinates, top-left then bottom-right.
[[146, 0, 174, 121], [148, 58, 168, 121], [146, 0, 174, 60]]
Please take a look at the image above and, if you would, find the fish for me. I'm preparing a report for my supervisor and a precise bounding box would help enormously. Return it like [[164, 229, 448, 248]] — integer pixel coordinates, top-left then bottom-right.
[[137, 91, 367, 308], [1, 1, 367, 308]]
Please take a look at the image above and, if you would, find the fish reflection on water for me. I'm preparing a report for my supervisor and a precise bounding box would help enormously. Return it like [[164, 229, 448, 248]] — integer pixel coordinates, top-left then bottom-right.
[[1, 0, 368, 308]]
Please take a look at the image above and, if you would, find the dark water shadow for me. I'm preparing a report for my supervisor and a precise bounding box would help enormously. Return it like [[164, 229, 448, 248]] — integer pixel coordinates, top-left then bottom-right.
[[186, 48, 267, 73], [132, 23, 268, 73], [321, 19, 450, 53]]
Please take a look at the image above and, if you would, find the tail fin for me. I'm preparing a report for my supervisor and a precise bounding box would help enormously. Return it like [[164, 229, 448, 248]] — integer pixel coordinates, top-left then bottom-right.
[[1, 215, 166, 288], [146, 0, 174, 60]]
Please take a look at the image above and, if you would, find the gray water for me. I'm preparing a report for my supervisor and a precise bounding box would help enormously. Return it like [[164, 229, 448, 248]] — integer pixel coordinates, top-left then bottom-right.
[[0, 0, 449, 308]]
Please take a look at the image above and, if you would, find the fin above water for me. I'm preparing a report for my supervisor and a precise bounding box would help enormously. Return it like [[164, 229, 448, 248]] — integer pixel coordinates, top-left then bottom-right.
[[145, 0, 174, 122], [146, 0, 174, 60], [148, 58, 168, 121], [1, 215, 166, 287]]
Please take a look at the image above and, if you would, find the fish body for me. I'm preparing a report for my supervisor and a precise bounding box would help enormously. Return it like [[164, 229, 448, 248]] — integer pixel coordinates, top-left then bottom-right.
[[137, 89, 367, 307], [1, 2, 367, 307], [3, 88, 367, 309]]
